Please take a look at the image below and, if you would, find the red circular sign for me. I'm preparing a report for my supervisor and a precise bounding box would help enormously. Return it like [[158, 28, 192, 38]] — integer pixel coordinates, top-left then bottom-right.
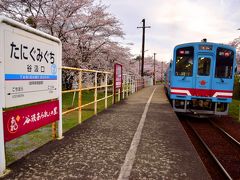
[[200, 80, 206, 86], [7, 116, 19, 134]]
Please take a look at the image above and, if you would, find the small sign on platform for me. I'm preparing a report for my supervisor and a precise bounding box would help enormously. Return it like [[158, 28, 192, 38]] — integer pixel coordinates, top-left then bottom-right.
[[114, 63, 122, 103], [114, 63, 122, 89]]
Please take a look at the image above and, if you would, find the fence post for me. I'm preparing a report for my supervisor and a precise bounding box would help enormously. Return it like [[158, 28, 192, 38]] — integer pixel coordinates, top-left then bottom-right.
[[239, 104, 240, 122], [131, 77, 133, 93], [132, 77, 136, 93], [122, 75, 125, 99], [139, 79, 140, 90], [78, 71, 82, 123], [129, 76, 131, 94], [126, 75, 129, 97], [131, 77, 134, 93], [105, 73, 108, 109], [118, 88, 120, 102], [129, 76, 132, 95], [136, 79, 138, 92], [52, 122, 56, 139], [94, 72, 98, 114], [137, 79, 138, 91], [112, 83, 114, 105]]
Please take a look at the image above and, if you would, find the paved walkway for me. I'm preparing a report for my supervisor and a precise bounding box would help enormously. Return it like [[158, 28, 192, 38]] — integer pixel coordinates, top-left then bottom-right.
[[2, 86, 210, 179]]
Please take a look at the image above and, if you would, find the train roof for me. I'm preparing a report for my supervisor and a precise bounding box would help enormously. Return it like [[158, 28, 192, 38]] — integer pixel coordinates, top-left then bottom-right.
[[174, 42, 235, 51]]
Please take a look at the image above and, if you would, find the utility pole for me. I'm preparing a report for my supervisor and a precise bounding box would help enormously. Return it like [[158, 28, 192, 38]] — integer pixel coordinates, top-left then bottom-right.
[[138, 57, 141, 75], [137, 19, 151, 77], [153, 53, 156, 85]]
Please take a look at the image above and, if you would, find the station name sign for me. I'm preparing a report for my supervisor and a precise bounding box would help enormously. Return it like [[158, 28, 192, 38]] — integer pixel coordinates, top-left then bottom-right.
[[0, 17, 62, 174], [1, 24, 60, 108]]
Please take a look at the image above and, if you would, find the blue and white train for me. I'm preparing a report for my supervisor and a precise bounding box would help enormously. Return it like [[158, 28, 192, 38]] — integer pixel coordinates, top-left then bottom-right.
[[165, 40, 236, 115]]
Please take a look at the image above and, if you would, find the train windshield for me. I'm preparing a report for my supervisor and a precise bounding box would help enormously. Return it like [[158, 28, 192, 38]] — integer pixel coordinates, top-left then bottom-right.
[[175, 47, 194, 76], [198, 57, 211, 76], [215, 48, 234, 79]]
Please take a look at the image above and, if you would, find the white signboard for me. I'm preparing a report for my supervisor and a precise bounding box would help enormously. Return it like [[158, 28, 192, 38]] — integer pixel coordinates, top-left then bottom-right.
[[0, 16, 62, 176], [1, 23, 60, 108]]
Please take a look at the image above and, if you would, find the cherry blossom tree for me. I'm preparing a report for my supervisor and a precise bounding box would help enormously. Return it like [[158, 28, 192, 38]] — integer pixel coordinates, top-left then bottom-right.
[[0, 0, 133, 74], [229, 37, 240, 67], [140, 56, 168, 81]]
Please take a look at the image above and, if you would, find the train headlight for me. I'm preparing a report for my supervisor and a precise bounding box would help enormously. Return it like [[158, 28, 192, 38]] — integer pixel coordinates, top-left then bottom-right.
[[180, 101, 185, 106]]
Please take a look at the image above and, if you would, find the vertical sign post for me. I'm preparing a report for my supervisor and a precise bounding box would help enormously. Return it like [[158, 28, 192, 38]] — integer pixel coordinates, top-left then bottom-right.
[[114, 63, 122, 103], [57, 44, 63, 139], [0, 16, 6, 175], [0, 16, 62, 175], [0, 105, 6, 176]]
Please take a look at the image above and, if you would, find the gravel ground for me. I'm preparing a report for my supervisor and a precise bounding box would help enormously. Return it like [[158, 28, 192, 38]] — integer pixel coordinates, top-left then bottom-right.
[[2, 87, 151, 180], [2, 86, 210, 179], [130, 86, 210, 180]]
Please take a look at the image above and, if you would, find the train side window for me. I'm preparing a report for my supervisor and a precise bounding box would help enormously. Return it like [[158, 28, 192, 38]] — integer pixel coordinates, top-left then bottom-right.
[[215, 48, 234, 79], [198, 57, 211, 76], [175, 46, 194, 76]]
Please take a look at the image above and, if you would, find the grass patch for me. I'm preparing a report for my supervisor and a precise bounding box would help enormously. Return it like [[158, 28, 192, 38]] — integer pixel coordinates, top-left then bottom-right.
[[5, 90, 114, 165], [229, 99, 240, 121]]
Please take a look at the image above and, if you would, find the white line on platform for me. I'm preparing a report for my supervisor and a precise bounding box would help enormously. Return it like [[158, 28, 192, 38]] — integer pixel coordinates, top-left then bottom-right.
[[117, 87, 157, 180]]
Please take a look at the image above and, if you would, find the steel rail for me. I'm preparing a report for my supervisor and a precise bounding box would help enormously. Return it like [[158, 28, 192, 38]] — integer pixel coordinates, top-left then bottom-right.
[[209, 121, 240, 147], [186, 121, 232, 180]]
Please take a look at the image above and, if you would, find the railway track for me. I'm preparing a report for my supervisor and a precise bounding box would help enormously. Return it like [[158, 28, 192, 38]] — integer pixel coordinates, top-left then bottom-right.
[[182, 118, 240, 180]]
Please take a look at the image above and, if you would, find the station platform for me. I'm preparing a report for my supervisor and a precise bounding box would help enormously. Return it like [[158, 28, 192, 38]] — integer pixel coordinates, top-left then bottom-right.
[[2, 86, 210, 179]]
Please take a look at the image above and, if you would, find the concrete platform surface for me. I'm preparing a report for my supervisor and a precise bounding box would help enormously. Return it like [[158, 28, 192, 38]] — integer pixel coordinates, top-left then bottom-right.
[[2, 86, 210, 179]]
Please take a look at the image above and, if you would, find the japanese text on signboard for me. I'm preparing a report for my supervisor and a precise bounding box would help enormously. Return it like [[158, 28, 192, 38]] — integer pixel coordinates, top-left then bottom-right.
[[3, 100, 59, 142], [10, 42, 55, 73]]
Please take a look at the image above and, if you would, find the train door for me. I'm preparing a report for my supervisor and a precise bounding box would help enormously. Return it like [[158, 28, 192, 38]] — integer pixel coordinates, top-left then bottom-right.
[[195, 55, 213, 94]]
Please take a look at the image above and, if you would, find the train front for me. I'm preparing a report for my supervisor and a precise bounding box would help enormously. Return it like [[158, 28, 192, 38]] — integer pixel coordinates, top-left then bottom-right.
[[169, 42, 236, 115]]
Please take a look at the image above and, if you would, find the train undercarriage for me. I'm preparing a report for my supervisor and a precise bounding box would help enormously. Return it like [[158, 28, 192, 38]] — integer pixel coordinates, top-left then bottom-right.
[[172, 99, 229, 115]]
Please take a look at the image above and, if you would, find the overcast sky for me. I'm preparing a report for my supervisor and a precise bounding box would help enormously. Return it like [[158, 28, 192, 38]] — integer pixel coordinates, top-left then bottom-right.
[[101, 0, 240, 62]]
